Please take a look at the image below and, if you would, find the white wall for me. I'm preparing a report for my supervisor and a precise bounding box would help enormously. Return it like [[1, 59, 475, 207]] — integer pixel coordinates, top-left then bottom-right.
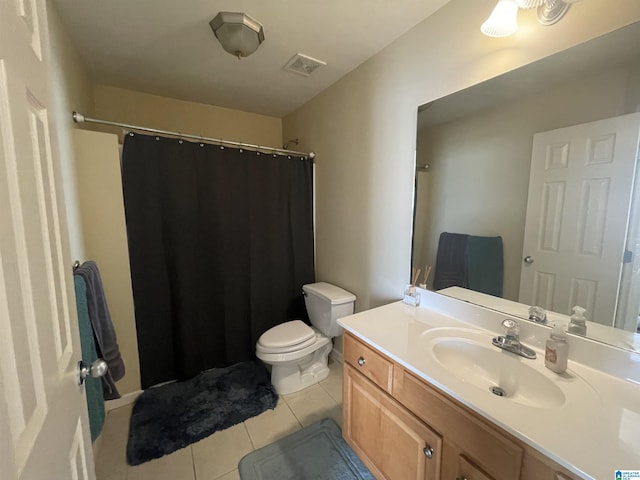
[[414, 65, 639, 302], [283, 0, 640, 312]]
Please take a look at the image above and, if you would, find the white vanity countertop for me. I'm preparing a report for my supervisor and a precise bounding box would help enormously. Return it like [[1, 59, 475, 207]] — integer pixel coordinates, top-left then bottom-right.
[[338, 290, 640, 480]]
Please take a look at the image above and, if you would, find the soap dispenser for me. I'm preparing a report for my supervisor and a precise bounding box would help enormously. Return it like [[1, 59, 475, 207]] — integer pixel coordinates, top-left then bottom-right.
[[568, 305, 587, 336], [545, 324, 569, 374]]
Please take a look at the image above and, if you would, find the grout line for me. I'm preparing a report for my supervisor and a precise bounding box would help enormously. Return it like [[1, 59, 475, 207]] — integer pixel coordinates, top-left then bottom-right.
[[213, 467, 239, 480], [190, 445, 197, 479], [242, 421, 256, 451]]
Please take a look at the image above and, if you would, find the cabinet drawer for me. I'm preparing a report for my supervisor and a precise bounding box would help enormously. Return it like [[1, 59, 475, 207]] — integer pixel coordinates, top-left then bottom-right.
[[344, 332, 393, 393], [393, 367, 522, 480]]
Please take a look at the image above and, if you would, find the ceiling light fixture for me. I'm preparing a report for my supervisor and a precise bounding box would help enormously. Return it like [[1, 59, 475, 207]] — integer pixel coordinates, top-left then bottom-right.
[[209, 12, 265, 59], [482, 0, 583, 38]]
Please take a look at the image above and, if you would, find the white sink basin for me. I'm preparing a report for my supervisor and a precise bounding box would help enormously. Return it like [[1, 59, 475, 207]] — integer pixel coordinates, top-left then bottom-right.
[[421, 328, 568, 409]]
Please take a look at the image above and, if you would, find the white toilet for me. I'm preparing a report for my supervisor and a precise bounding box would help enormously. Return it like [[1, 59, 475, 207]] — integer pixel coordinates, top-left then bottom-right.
[[256, 282, 356, 395]]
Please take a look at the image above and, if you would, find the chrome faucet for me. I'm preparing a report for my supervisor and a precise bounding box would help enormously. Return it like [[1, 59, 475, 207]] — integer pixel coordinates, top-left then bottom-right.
[[492, 319, 536, 359], [528, 305, 547, 324]]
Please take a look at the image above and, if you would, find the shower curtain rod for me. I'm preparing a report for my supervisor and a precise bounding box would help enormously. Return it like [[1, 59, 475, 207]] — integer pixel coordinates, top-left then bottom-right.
[[71, 112, 316, 160]]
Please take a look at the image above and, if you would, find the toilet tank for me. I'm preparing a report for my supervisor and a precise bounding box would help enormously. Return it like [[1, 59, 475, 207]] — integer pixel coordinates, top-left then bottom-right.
[[302, 282, 356, 338]]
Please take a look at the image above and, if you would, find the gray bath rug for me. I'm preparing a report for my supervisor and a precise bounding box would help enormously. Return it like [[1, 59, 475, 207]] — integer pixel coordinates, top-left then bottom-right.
[[238, 417, 375, 480], [126, 360, 278, 465]]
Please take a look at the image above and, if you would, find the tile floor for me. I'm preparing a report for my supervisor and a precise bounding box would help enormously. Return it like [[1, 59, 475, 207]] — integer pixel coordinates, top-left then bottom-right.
[[94, 360, 344, 480]]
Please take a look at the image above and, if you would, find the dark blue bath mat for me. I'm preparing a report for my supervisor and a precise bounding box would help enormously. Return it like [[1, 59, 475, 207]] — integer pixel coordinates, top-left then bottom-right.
[[126, 360, 278, 465], [238, 418, 375, 480]]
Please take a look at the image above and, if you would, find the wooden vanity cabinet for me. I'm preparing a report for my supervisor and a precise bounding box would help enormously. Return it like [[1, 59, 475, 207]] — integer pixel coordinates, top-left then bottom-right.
[[343, 332, 582, 480]]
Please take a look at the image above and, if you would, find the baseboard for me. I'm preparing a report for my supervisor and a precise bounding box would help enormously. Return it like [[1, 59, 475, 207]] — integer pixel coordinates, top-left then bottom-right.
[[105, 390, 142, 411], [329, 347, 343, 365]]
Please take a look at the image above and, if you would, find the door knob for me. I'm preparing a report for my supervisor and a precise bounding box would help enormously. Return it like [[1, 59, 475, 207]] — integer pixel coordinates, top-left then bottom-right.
[[524, 255, 534, 264], [423, 445, 434, 459], [78, 359, 108, 385]]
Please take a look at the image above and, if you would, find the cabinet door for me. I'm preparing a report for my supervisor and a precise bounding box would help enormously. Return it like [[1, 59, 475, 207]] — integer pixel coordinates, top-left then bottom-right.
[[521, 449, 582, 480], [457, 455, 495, 480], [344, 365, 442, 480]]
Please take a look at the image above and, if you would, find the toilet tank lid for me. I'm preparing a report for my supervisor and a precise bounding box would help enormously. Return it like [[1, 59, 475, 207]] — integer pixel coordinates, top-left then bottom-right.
[[303, 282, 356, 305]]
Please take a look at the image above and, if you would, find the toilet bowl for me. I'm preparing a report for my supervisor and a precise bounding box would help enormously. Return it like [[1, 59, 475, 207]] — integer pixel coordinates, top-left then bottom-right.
[[256, 282, 356, 395], [256, 321, 332, 394]]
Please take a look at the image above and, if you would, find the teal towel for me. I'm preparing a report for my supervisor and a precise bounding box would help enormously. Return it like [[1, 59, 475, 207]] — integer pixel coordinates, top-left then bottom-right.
[[466, 236, 504, 297], [74, 276, 105, 442]]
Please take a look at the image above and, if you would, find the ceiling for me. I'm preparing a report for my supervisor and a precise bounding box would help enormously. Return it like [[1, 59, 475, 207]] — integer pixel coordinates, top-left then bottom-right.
[[52, 0, 450, 118]]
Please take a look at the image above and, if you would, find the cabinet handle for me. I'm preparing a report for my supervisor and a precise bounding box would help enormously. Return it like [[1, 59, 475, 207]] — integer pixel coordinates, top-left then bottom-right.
[[357, 356, 366, 366], [423, 445, 434, 459], [455, 477, 468, 480]]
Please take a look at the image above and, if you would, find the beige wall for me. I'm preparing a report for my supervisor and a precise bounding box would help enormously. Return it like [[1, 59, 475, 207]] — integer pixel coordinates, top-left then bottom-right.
[[73, 130, 141, 395], [414, 66, 639, 303], [93, 85, 283, 147], [73, 88, 283, 395], [283, 0, 640, 312], [48, 1, 95, 260]]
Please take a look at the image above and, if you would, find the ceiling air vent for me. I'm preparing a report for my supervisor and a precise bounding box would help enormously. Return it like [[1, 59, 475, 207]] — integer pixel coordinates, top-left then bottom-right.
[[283, 53, 326, 77]]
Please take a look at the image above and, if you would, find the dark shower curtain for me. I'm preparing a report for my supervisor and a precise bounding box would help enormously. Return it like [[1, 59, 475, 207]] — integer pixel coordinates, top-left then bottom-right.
[[122, 133, 315, 389]]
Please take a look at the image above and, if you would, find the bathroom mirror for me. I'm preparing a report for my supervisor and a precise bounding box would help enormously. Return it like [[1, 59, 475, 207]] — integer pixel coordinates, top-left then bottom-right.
[[412, 21, 640, 353]]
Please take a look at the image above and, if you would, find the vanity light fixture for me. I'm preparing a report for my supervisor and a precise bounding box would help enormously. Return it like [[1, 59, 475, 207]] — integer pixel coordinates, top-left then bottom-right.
[[209, 12, 265, 59], [481, 0, 519, 38], [482, 0, 584, 38]]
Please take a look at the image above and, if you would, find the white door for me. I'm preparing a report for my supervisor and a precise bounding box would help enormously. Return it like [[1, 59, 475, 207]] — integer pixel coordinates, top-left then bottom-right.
[[519, 113, 640, 324], [0, 0, 95, 479]]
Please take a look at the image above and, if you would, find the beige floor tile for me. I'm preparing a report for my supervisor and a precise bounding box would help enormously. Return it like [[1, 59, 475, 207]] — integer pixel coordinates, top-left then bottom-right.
[[192, 423, 253, 480], [94, 424, 129, 478], [126, 446, 194, 480], [283, 384, 341, 427], [320, 369, 343, 403], [95, 469, 127, 480], [215, 469, 241, 480], [244, 400, 302, 449], [103, 404, 134, 439]]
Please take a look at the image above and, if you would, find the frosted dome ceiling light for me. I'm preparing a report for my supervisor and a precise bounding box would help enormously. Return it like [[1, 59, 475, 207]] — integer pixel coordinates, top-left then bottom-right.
[[481, 0, 519, 38], [209, 12, 265, 59]]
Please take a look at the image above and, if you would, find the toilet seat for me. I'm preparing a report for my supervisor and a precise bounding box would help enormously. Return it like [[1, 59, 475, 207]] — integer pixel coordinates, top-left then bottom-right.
[[256, 320, 317, 354], [256, 333, 330, 364]]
